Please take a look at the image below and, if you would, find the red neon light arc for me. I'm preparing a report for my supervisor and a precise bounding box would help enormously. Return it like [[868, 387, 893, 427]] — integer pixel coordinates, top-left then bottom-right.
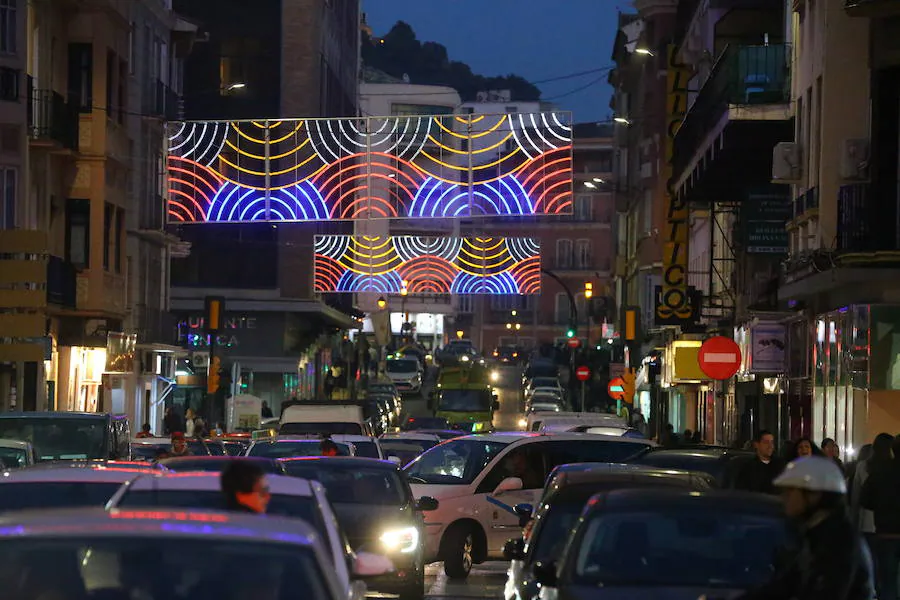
[[167, 167, 221, 197], [167, 156, 224, 185], [312, 153, 425, 191], [168, 188, 208, 220], [168, 178, 212, 209], [337, 193, 398, 219], [329, 184, 406, 219], [167, 209, 187, 222], [542, 185, 572, 213], [519, 157, 571, 189], [521, 163, 571, 196]]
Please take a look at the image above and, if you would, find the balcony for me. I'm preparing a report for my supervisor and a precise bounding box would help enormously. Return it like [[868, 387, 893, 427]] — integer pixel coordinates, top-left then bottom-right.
[[673, 44, 793, 201], [47, 256, 77, 308], [837, 182, 880, 252], [791, 187, 818, 221], [143, 79, 181, 121], [27, 77, 79, 150], [135, 305, 179, 345], [845, 0, 900, 17]]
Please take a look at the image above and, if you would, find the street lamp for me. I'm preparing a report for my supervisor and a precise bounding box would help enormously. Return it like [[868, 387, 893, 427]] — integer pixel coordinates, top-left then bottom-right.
[[400, 281, 409, 341], [506, 323, 513, 330], [456, 330, 464, 340], [377, 297, 387, 310], [583, 181, 597, 189], [634, 48, 655, 56], [224, 82, 246, 91], [614, 116, 632, 125]]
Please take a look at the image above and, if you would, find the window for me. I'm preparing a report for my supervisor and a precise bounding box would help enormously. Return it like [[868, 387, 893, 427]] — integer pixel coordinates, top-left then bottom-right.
[[117, 59, 126, 123], [0, 0, 16, 54], [68, 43, 93, 112], [642, 189, 653, 233], [491, 295, 523, 311], [66, 199, 90, 267], [0, 166, 15, 229], [574, 195, 593, 221], [103, 203, 113, 270], [457, 295, 474, 314], [115, 208, 124, 273], [556, 239, 573, 269], [575, 239, 592, 269], [105, 50, 115, 117], [128, 22, 135, 74], [555, 293, 570, 324], [0, 66, 17, 101]]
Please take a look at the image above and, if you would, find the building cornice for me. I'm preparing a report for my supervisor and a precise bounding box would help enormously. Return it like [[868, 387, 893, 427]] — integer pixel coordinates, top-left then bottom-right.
[[633, 0, 678, 18]]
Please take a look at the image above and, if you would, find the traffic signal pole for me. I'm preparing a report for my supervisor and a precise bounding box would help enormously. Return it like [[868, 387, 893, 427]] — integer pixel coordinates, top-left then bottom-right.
[[204, 296, 225, 426]]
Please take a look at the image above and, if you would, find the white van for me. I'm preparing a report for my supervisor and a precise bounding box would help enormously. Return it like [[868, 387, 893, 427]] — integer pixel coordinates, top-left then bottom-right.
[[524, 411, 626, 432], [404, 432, 655, 580], [279, 401, 373, 436]]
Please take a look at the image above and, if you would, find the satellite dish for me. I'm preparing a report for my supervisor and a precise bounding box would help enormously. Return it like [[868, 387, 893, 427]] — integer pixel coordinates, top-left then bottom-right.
[[402, 73, 410, 83]]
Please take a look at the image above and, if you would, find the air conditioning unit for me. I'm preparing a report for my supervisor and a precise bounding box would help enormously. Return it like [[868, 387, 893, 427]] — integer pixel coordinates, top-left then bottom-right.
[[141, 351, 156, 375], [840, 138, 870, 180], [772, 142, 802, 183], [191, 352, 209, 369]]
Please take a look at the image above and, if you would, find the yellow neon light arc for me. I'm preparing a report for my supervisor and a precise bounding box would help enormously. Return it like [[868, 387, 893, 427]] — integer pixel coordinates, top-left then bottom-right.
[[418, 146, 522, 173], [217, 151, 320, 178], [225, 136, 311, 160], [251, 121, 283, 129], [455, 259, 513, 275], [353, 237, 392, 251], [427, 131, 515, 156], [465, 238, 505, 252], [348, 246, 395, 261], [207, 162, 330, 191], [342, 255, 400, 273], [454, 115, 485, 124], [460, 246, 508, 263], [230, 121, 304, 144], [434, 116, 506, 140]]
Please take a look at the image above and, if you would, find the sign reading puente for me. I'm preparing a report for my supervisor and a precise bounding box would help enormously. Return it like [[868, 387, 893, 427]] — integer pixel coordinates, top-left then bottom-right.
[[166, 112, 573, 223]]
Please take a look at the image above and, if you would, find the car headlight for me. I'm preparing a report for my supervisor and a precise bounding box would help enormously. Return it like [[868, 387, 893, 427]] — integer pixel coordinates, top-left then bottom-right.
[[518, 418, 528, 428], [380, 526, 419, 553], [490, 371, 500, 382]]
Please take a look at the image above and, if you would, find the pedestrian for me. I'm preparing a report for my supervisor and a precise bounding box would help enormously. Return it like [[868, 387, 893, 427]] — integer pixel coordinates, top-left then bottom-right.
[[163, 406, 180, 435], [860, 432, 900, 599], [135, 424, 153, 439], [185, 408, 196, 438], [261, 401, 274, 419], [732, 456, 874, 599], [168, 431, 192, 457], [320, 437, 340, 457], [683, 429, 693, 444], [822, 438, 846, 473], [733, 430, 784, 494], [221, 460, 270, 514]]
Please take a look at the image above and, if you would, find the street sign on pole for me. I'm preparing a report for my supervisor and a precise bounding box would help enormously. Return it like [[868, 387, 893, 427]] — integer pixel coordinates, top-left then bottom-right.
[[567, 337, 580, 349], [575, 366, 591, 381], [698, 336, 742, 380], [608, 377, 626, 401]]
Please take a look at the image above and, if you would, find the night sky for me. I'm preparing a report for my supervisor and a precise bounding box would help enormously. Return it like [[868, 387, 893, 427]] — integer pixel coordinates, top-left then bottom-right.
[[363, 0, 623, 124]]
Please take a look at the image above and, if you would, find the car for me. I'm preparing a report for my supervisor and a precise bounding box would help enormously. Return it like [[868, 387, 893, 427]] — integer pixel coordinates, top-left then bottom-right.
[[0, 507, 353, 600], [159, 455, 287, 474], [403, 432, 656, 579], [630, 446, 756, 488], [368, 382, 400, 398], [385, 358, 423, 394], [415, 429, 467, 441], [401, 416, 450, 431], [502, 463, 714, 600], [219, 438, 250, 456], [377, 432, 443, 467], [130, 436, 215, 460], [331, 434, 385, 459], [532, 489, 793, 599], [0, 411, 132, 461], [245, 437, 356, 458], [106, 471, 384, 600], [0, 462, 168, 512], [524, 380, 564, 400], [0, 438, 37, 468], [281, 456, 440, 600]]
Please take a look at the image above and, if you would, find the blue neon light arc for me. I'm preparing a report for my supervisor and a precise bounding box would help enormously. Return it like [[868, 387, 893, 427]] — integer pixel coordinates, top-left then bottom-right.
[[207, 181, 328, 222], [337, 270, 403, 293], [450, 271, 518, 295], [409, 175, 533, 218]]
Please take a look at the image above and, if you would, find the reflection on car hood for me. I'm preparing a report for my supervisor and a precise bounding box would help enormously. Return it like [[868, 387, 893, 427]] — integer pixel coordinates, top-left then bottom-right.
[[331, 503, 415, 548], [563, 584, 745, 600], [408, 482, 469, 502]]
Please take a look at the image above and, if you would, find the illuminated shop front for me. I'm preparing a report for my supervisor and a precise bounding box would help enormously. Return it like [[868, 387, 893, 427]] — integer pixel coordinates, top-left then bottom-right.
[[661, 340, 705, 438], [59, 346, 107, 412]]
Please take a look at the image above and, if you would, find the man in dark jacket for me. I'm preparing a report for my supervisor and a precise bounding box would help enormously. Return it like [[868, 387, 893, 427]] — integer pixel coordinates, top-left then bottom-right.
[[734, 456, 875, 600], [733, 430, 784, 494], [861, 440, 900, 600], [221, 461, 270, 514]]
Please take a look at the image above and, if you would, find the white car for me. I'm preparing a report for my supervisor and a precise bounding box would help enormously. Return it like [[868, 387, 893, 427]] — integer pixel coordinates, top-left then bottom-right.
[[245, 436, 357, 458], [524, 377, 563, 397], [385, 358, 423, 394], [0, 461, 168, 512], [0, 438, 37, 468], [0, 507, 352, 599], [331, 434, 384, 460], [106, 472, 390, 600], [404, 432, 656, 579], [525, 386, 563, 401], [379, 432, 443, 467]]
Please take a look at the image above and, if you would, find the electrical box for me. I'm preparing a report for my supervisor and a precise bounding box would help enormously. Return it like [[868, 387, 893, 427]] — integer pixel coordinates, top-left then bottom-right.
[[772, 142, 802, 183]]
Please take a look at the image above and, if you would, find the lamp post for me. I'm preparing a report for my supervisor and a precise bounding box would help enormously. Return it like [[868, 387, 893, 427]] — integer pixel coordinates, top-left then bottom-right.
[[400, 281, 409, 343]]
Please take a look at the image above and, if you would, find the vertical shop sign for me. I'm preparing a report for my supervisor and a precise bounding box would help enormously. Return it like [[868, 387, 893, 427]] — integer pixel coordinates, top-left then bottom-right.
[[657, 45, 693, 324]]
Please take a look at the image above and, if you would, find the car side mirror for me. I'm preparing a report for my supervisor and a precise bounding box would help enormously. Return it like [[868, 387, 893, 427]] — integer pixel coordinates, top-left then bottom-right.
[[415, 496, 439, 511], [352, 551, 395, 577], [513, 503, 533, 527], [387, 456, 402, 465], [492, 400, 501, 411], [493, 476, 523, 496], [532, 560, 557, 587], [503, 537, 526, 561]]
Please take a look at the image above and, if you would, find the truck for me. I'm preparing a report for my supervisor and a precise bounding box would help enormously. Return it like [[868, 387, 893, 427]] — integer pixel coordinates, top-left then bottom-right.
[[429, 362, 499, 433]]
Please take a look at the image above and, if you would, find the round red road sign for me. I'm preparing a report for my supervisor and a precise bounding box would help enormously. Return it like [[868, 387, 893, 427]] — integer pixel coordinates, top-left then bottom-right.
[[567, 337, 581, 348], [607, 376, 626, 401], [698, 336, 742, 380], [575, 366, 591, 381]]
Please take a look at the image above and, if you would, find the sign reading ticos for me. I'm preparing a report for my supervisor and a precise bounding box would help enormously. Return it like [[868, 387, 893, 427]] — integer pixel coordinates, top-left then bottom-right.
[[657, 45, 693, 324]]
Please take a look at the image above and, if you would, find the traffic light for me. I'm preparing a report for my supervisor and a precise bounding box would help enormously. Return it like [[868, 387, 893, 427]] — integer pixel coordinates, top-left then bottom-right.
[[207, 355, 221, 394], [204, 296, 225, 332], [566, 324, 576, 338], [621, 367, 636, 404], [584, 282, 593, 299], [624, 307, 638, 341]]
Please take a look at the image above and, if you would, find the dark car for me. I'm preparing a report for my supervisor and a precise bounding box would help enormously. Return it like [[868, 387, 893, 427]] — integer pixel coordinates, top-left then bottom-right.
[[0, 411, 131, 461], [503, 463, 713, 600], [159, 455, 286, 474], [130, 438, 214, 461], [532, 489, 793, 599], [401, 417, 450, 431], [630, 446, 756, 488], [280, 456, 439, 600]]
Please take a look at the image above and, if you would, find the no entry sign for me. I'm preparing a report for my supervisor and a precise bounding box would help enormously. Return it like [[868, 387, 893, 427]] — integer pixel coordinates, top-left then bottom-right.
[[698, 336, 742, 380], [607, 377, 626, 401], [575, 366, 591, 381], [567, 337, 580, 349]]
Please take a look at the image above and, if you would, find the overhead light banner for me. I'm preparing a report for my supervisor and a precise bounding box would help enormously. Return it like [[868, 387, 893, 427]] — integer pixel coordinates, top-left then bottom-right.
[[657, 45, 693, 324], [314, 235, 541, 295], [165, 112, 573, 223]]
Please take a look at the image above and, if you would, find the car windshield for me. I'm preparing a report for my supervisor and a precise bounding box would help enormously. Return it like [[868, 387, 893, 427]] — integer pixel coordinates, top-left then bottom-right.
[[386, 360, 418, 373], [0, 538, 330, 600], [349, 441, 380, 458], [381, 438, 438, 454], [0, 446, 27, 468], [572, 509, 788, 588], [279, 422, 363, 436], [160, 458, 283, 474], [0, 482, 124, 511], [530, 378, 558, 388], [116, 491, 322, 536], [405, 439, 508, 485], [403, 417, 449, 430], [437, 390, 492, 412], [281, 463, 407, 506], [0, 417, 106, 460], [248, 441, 352, 458], [368, 385, 395, 395]]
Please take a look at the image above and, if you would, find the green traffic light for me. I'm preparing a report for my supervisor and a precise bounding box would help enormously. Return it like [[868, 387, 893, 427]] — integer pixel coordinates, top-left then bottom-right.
[[566, 329, 575, 338]]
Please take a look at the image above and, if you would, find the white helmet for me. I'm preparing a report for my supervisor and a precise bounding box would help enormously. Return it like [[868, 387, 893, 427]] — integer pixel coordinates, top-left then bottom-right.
[[773, 455, 847, 494]]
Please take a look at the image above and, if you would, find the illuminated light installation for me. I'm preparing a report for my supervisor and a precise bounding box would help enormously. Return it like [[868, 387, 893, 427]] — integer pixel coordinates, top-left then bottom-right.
[[314, 236, 541, 295], [166, 113, 573, 223]]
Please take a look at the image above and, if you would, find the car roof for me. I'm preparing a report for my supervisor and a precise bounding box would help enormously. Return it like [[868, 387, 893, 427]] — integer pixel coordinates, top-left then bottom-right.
[[0, 438, 30, 449], [590, 487, 784, 513], [0, 465, 157, 483], [453, 432, 656, 446], [0, 411, 111, 420], [330, 434, 377, 443], [548, 463, 708, 486], [160, 456, 277, 465], [0, 507, 319, 546], [279, 456, 400, 470], [381, 432, 441, 442], [641, 446, 754, 460], [126, 472, 314, 495]]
